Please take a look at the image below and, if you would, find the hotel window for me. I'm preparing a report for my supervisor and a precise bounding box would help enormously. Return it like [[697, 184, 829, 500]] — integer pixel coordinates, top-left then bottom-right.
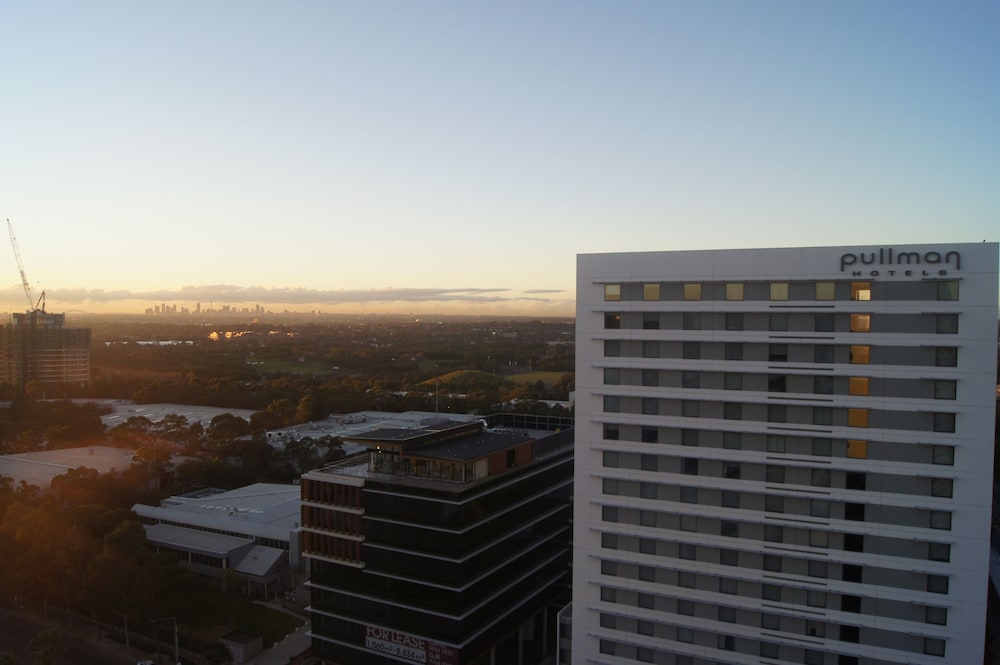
[[683, 312, 701, 330], [642, 369, 659, 386], [844, 502, 865, 521], [681, 429, 698, 446], [602, 479, 619, 495], [643, 283, 660, 301], [816, 281, 835, 300], [767, 404, 786, 423], [810, 499, 830, 518], [679, 543, 697, 560], [682, 341, 700, 359], [761, 613, 780, 630], [839, 626, 859, 643], [720, 520, 739, 537], [769, 344, 788, 362], [763, 554, 782, 571], [805, 651, 824, 665], [927, 575, 949, 594], [769, 313, 788, 331], [814, 375, 833, 394], [766, 465, 786, 484], [935, 346, 958, 367], [806, 622, 825, 638], [721, 490, 740, 508], [848, 376, 869, 395], [760, 643, 779, 659], [812, 468, 832, 487], [763, 584, 782, 601], [850, 345, 870, 364], [681, 400, 699, 417], [845, 472, 866, 490], [931, 478, 953, 498], [814, 344, 835, 363], [933, 412, 955, 432], [637, 619, 654, 635], [724, 463, 741, 479], [643, 341, 660, 358], [680, 486, 697, 503], [602, 506, 618, 522], [770, 282, 789, 300], [726, 282, 744, 300], [851, 282, 871, 301], [642, 312, 659, 330], [766, 435, 786, 453], [679, 515, 697, 531], [847, 440, 868, 459], [812, 438, 832, 456], [844, 534, 864, 552], [937, 280, 959, 300], [937, 313, 958, 334], [765, 495, 784, 513], [604, 284, 621, 301], [815, 313, 834, 332], [603, 368, 620, 385], [682, 458, 699, 475], [603, 425, 619, 440], [935, 379, 957, 400], [842, 564, 862, 583], [850, 313, 871, 332], [677, 599, 695, 615], [724, 373, 743, 390], [603, 451, 619, 467], [925, 638, 947, 658], [813, 407, 833, 426], [604, 340, 621, 357], [641, 482, 657, 499], [932, 445, 954, 465], [723, 402, 742, 420], [641, 398, 658, 415], [641, 427, 658, 443], [603, 396, 621, 413], [928, 543, 951, 562], [808, 560, 828, 578], [806, 590, 826, 607], [809, 530, 830, 548], [718, 634, 735, 650], [725, 312, 743, 330], [718, 606, 737, 623], [640, 510, 656, 526], [683, 283, 701, 301], [723, 432, 742, 449], [930, 510, 952, 530], [678, 572, 696, 588], [725, 343, 743, 361], [926, 604, 951, 627], [604, 313, 621, 329]]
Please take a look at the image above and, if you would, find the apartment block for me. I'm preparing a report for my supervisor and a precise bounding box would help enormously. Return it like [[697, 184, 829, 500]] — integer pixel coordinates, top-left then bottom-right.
[[573, 244, 998, 665]]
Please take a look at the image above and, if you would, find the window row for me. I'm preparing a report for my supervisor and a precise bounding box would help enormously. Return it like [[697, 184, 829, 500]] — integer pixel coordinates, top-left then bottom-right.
[[604, 310, 958, 334], [604, 340, 960, 367], [604, 367, 958, 400], [601, 426, 955, 466], [603, 489, 952, 532], [604, 279, 958, 303], [602, 395, 957, 433]]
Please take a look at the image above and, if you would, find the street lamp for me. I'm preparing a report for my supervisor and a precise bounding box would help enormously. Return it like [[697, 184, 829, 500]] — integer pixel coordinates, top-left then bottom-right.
[[152, 616, 180, 665]]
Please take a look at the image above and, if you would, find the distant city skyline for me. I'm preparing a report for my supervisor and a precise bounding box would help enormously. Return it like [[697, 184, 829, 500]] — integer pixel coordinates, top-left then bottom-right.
[[2, 1, 997, 316]]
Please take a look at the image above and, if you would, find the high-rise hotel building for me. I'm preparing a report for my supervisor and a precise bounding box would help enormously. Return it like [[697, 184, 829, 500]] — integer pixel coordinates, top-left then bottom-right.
[[573, 244, 998, 665]]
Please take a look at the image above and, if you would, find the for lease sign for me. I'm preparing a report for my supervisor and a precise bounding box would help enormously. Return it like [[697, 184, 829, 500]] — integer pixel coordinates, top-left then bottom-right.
[[364, 625, 458, 665]]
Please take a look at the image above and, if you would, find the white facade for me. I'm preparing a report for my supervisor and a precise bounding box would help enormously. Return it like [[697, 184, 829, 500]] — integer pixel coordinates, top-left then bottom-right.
[[574, 244, 998, 665]]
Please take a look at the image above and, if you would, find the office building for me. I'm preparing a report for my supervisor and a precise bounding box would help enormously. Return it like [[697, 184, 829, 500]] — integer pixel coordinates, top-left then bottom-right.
[[573, 244, 998, 664], [302, 413, 573, 665], [0, 311, 90, 389]]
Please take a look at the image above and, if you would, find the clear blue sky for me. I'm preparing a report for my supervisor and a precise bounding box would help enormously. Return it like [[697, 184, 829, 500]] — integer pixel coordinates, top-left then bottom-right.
[[1, 1, 997, 315]]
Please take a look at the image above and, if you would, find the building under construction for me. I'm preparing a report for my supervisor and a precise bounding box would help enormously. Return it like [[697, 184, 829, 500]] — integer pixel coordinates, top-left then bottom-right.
[[0, 310, 91, 391]]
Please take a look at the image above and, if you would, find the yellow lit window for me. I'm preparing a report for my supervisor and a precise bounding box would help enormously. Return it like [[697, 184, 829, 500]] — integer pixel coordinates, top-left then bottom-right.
[[850, 345, 870, 364], [643, 283, 660, 301], [815, 282, 835, 300], [850, 313, 871, 333], [851, 282, 871, 301], [847, 440, 868, 459], [684, 283, 701, 301], [770, 282, 789, 301], [848, 377, 870, 396], [848, 409, 869, 428], [726, 283, 744, 301], [604, 284, 621, 301]]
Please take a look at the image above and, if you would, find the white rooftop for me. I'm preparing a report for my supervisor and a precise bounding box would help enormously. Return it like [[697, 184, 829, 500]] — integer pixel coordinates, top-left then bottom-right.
[[0, 446, 138, 487]]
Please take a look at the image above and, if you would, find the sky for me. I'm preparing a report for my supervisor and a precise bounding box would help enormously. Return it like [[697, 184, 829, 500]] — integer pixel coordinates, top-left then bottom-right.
[[1, 1, 997, 317]]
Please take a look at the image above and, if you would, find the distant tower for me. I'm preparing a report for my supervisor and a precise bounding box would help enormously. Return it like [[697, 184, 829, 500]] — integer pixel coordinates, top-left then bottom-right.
[[0, 311, 90, 392]]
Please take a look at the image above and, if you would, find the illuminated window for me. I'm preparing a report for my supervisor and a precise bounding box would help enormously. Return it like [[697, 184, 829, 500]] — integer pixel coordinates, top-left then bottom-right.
[[770, 282, 789, 300], [850, 313, 871, 332], [851, 282, 871, 301], [850, 345, 870, 364], [604, 313, 621, 329], [683, 283, 701, 301], [848, 408, 869, 427], [643, 283, 660, 301], [936, 280, 959, 301], [726, 283, 744, 300], [847, 440, 868, 459], [848, 377, 869, 395], [604, 284, 620, 301], [816, 282, 835, 300]]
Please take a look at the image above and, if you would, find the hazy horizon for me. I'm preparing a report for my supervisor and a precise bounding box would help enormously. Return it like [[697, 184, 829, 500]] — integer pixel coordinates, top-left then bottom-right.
[[2, 1, 997, 316]]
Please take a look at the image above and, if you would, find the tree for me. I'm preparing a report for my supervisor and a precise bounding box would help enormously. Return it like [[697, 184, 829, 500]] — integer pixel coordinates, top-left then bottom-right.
[[132, 446, 173, 489], [28, 629, 62, 665]]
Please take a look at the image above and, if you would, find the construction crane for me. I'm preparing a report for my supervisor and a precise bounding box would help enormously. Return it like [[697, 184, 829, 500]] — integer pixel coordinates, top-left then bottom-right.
[[6, 218, 45, 312]]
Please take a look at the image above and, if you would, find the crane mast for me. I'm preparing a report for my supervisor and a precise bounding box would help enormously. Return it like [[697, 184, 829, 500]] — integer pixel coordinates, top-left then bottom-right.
[[6, 218, 43, 312]]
